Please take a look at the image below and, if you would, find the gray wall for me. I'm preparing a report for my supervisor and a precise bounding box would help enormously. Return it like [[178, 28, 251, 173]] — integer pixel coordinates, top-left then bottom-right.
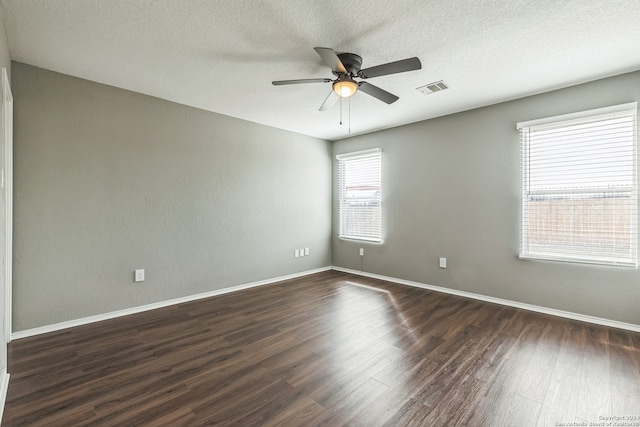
[[0, 5, 10, 78], [12, 59, 640, 331], [333, 70, 640, 326], [13, 62, 332, 331]]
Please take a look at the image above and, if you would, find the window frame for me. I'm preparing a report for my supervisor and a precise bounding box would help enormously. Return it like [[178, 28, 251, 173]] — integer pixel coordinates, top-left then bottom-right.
[[336, 148, 383, 243], [517, 102, 638, 267]]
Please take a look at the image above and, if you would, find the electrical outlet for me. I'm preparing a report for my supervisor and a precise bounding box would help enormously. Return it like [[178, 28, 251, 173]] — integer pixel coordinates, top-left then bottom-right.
[[134, 269, 145, 282], [360, 248, 364, 256], [439, 258, 447, 269]]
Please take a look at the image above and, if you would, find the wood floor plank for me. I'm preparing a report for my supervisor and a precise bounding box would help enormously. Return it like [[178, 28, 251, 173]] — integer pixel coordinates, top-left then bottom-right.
[[3, 270, 640, 426], [309, 344, 399, 410], [309, 377, 389, 426], [494, 393, 542, 427], [536, 372, 580, 426], [263, 399, 326, 427], [512, 332, 560, 403], [576, 356, 612, 422], [380, 397, 431, 427]]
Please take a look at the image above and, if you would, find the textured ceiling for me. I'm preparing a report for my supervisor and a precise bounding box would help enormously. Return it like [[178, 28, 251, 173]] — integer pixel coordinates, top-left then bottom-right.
[[3, 0, 640, 141]]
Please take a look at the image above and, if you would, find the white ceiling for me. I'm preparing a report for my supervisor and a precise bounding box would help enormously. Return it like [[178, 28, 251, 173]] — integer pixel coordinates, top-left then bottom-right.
[[3, 0, 640, 141]]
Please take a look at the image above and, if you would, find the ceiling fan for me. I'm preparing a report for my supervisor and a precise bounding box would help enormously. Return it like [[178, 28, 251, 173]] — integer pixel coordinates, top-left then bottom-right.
[[272, 47, 422, 111]]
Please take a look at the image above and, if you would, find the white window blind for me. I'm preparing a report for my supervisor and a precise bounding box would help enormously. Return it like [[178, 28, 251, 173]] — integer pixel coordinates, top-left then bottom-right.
[[337, 148, 382, 242], [518, 103, 638, 267]]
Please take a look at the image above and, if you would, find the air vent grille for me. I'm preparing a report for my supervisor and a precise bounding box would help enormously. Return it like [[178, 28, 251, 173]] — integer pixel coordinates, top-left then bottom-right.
[[416, 80, 449, 95]]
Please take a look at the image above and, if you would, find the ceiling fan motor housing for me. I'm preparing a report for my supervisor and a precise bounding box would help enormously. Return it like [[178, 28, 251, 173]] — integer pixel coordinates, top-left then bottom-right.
[[336, 53, 362, 76]]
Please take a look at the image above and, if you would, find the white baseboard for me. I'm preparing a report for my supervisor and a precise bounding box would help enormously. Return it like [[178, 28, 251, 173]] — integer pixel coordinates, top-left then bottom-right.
[[12, 264, 639, 339], [12, 267, 332, 340], [0, 369, 9, 425], [332, 266, 640, 333]]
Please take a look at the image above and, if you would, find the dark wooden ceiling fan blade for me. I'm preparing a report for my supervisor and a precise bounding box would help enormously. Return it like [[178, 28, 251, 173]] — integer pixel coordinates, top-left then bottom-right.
[[359, 57, 421, 79], [272, 78, 332, 85], [314, 47, 347, 74], [358, 82, 399, 104]]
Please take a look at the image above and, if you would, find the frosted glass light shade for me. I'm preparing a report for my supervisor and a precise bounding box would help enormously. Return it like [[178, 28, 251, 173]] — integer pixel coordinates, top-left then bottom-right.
[[333, 79, 358, 97]]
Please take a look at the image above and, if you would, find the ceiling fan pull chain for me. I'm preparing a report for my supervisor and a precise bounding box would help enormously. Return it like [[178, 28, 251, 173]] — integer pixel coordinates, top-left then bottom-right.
[[348, 97, 351, 134], [339, 96, 343, 125]]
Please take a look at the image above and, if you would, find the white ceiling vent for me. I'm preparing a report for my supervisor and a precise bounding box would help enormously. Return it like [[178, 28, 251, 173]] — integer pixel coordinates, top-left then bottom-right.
[[416, 80, 449, 95]]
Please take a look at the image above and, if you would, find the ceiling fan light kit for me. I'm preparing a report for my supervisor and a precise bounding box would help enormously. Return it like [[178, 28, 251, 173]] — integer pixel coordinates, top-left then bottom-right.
[[272, 47, 421, 110], [333, 77, 358, 97]]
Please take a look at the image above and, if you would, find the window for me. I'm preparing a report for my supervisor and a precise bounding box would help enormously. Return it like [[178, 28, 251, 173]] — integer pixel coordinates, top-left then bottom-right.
[[518, 102, 638, 267], [337, 148, 382, 242]]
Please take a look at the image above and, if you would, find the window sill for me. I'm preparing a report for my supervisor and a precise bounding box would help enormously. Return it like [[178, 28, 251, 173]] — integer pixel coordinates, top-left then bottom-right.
[[519, 254, 637, 268], [339, 236, 383, 244]]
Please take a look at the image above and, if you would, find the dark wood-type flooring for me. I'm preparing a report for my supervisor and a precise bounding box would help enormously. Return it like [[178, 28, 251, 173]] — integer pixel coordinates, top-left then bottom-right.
[[3, 270, 640, 426]]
